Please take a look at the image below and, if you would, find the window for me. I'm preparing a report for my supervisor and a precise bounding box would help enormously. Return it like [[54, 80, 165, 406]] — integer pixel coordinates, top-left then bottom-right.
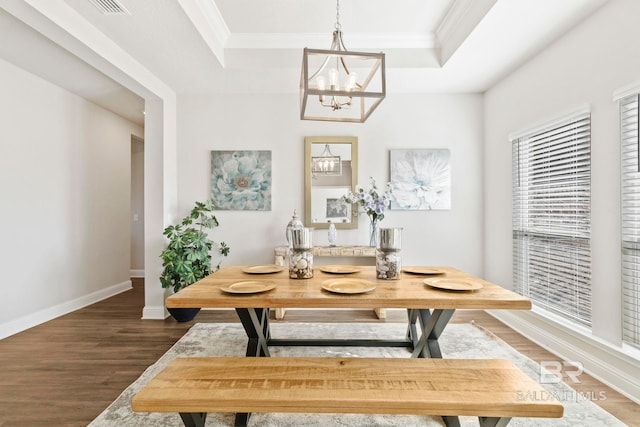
[[512, 109, 592, 328], [621, 94, 640, 349]]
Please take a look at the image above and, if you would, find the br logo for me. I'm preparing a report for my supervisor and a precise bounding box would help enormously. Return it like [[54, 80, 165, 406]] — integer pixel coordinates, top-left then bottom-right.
[[539, 361, 584, 384]]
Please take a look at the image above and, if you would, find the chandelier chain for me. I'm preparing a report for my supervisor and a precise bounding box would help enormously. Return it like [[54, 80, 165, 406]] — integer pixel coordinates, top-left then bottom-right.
[[335, 0, 341, 31]]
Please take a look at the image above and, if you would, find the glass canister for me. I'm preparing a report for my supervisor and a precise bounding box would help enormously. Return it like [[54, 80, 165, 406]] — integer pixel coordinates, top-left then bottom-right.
[[376, 227, 403, 280], [290, 227, 314, 279]]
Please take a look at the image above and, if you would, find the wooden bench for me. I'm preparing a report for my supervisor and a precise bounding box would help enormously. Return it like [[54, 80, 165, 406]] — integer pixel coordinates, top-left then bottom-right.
[[132, 357, 564, 427]]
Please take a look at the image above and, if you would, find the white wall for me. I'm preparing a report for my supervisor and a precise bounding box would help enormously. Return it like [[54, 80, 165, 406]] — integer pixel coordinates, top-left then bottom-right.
[[177, 93, 485, 276], [0, 58, 143, 338], [484, 0, 640, 402]]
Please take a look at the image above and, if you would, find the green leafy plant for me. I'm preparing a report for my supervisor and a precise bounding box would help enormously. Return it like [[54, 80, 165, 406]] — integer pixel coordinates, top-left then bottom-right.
[[160, 200, 230, 293]]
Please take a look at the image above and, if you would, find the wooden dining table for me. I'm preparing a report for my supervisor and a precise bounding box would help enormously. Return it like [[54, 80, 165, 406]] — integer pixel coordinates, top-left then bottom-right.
[[166, 265, 531, 359]]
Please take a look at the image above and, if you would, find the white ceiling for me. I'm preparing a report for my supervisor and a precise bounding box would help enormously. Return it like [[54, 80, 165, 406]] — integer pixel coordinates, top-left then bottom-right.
[[0, 0, 609, 126]]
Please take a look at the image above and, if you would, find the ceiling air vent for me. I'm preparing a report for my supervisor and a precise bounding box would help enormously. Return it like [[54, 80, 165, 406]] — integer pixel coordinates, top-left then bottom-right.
[[88, 0, 131, 15]]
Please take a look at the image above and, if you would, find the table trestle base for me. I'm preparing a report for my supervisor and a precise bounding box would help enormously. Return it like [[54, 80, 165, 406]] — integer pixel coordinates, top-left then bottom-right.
[[236, 308, 456, 359], [408, 308, 455, 358], [269, 338, 412, 347], [235, 308, 270, 357]]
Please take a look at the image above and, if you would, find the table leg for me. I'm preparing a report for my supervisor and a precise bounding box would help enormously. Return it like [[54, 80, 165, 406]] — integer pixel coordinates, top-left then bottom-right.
[[235, 308, 271, 357], [409, 308, 455, 358], [234, 308, 271, 425], [406, 308, 428, 349]]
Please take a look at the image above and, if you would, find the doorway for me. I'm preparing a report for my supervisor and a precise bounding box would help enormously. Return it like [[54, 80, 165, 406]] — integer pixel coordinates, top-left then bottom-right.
[[131, 135, 144, 279]]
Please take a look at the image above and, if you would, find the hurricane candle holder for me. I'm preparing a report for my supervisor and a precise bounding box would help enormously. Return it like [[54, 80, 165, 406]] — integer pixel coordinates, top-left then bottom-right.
[[376, 227, 402, 280], [290, 227, 314, 279]]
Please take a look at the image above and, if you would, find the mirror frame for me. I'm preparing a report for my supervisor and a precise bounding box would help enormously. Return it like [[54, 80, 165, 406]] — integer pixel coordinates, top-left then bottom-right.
[[304, 136, 358, 230]]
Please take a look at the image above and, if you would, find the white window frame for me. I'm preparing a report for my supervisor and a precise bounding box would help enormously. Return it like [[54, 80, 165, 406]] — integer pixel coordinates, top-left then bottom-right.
[[511, 107, 592, 328], [619, 93, 640, 350]]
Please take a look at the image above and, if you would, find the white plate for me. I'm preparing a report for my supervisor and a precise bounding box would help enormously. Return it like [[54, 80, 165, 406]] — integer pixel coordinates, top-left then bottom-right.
[[403, 266, 445, 275], [220, 280, 277, 294], [321, 279, 376, 294], [424, 278, 483, 291], [242, 265, 285, 274], [320, 265, 361, 274]]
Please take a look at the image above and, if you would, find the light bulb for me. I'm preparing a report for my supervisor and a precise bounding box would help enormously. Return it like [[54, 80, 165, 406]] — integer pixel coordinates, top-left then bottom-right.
[[329, 69, 339, 89], [316, 76, 326, 91], [347, 73, 358, 91]]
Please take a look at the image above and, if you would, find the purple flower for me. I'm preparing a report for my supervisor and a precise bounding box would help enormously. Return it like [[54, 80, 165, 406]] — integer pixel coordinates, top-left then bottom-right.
[[342, 177, 393, 223]]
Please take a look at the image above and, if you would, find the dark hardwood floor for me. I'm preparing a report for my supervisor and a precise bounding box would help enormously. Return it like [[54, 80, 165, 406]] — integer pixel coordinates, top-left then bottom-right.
[[0, 279, 637, 426]]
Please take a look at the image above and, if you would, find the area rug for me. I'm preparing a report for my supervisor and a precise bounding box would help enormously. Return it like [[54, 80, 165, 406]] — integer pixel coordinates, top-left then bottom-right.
[[89, 322, 625, 427]]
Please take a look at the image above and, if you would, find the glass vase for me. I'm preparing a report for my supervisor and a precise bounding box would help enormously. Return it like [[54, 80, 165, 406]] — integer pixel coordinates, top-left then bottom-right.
[[369, 219, 378, 247]]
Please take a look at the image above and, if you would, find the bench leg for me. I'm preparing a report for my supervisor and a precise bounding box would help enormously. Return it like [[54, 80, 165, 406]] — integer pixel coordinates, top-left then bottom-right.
[[442, 416, 461, 427], [179, 412, 206, 427], [442, 417, 511, 427], [479, 417, 511, 427], [234, 412, 251, 427]]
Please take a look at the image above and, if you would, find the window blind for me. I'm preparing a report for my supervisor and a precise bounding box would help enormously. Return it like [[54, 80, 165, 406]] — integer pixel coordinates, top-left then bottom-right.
[[621, 94, 640, 349], [512, 111, 592, 328]]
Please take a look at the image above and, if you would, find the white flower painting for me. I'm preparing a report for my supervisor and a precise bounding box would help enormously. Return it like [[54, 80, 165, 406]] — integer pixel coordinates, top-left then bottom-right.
[[210, 150, 272, 210], [390, 149, 451, 210]]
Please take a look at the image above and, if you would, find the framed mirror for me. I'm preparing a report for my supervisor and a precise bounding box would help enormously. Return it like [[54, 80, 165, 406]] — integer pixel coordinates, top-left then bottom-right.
[[304, 136, 358, 229]]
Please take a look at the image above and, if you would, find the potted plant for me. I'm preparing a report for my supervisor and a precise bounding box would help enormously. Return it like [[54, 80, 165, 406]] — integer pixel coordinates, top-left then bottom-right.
[[160, 200, 230, 322]]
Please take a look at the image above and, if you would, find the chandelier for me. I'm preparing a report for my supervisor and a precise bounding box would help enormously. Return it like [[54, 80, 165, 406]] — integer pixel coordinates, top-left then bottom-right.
[[300, 0, 386, 123], [311, 144, 342, 176]]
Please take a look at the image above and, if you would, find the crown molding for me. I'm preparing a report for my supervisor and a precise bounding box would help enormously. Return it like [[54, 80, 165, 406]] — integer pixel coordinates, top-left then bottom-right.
[[436, 0, 497, 65], [177, 0, 229, 67], [180, 0, 481, 70], [226, 32, 436, 51]]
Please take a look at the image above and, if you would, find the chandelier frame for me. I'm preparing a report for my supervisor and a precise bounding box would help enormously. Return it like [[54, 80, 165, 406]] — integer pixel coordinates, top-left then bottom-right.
[[299, 0, 386, 123]]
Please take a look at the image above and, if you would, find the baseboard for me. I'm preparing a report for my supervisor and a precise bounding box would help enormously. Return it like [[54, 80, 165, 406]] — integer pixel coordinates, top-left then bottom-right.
[[142, 305, 169, 320], [130, 269, 144, 278], [489, 309, 640, 404], [0, 280, 132, 340]]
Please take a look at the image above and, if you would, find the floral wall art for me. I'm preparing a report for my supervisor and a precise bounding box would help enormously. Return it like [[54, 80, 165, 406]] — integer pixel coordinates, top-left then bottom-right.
[[210, 150, 272, 210], [390, 148, 451, 210]]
